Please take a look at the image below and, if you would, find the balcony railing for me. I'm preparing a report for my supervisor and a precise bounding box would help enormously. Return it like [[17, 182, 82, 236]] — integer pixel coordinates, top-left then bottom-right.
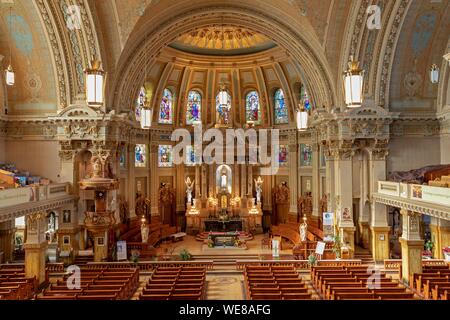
[[0, 183, 70, 209], [377, 181, 450, 207]]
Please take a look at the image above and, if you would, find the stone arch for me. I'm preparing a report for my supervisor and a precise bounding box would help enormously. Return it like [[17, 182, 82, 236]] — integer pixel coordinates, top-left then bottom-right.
[[110, 3, 337, 115]]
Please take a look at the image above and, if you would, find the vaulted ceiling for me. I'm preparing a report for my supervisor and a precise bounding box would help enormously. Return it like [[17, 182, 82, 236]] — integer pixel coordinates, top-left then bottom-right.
[[0, 0, 448, 117]]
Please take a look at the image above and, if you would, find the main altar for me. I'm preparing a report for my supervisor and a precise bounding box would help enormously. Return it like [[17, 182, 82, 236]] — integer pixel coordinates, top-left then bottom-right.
[[185, 164, 263, 235]]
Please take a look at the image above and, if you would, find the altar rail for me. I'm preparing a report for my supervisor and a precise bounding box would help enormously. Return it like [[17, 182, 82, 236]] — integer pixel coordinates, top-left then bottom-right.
[[235, 259, 362, 270], [45, 263, 65, 273], [83, 260, 215, 271], [383, 259, 448, 271]]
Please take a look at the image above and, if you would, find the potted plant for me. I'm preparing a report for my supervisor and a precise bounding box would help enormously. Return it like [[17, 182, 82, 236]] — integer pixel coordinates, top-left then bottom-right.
[[207, 237, 214, 248], [423, 240, 434, 259], [180, 249, 192, 261], [308, 254, 317, 267], [130, 250, 140, 264], [332, 235, 342, 259]]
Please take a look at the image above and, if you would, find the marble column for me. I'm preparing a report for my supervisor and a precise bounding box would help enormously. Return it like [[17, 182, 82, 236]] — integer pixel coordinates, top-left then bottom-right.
[[247, 165, 253, 198], [209, 163, 215, 198], [201, 164, 207, 200], [429, 217, 450, 259], [335, 148, 355, 257], [233, 163, 240, 198], [288, 143, 298, 215], [195, 165, 201, 200], [311, 143, 321, 221], [369, 149, 390, 261], [399, 209, 423, 284], [24, 212, 48, 286], [240, 163, 247, 199], [176, 163, 185, 213], [150, 143, 159, 215], [0, 220, 15, 263], [127, 144, 136, 217], [325, 150, 336, 214]]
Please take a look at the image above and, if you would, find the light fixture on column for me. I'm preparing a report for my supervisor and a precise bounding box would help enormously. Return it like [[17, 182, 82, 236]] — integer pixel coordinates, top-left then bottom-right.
[[85, 57, 105, 106], [343, 55, 365, 108], [5, 7, 14, 86], [296, 104, 308, 131], [430, 64, 439, 84]]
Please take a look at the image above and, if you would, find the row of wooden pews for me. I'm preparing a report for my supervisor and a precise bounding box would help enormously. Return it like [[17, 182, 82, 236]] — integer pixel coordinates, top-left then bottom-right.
[[244, 265, 312, 300], [410, 264, 450, 300], [312, 265, 415, 300], [139, 266, 206, 300], [36, 267, 139, 300], [0, 264, 37, 300]]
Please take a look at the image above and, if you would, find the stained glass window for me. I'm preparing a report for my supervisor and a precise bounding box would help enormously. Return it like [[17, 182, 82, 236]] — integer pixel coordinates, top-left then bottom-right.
[[186, 90, 201, 125], [216, 90, 232, 125], [158, 145, 173, 167], [300, 84, 311, 111], [135, 144, 147, 167], [159, 88, 173, 124], [245, 90, 260, 123], [278, 145, 288, 165], [185, 145, 199, 166], [135, 86, 147, 122], [300, 144, 313, 167], [274, 89, 288, 124]]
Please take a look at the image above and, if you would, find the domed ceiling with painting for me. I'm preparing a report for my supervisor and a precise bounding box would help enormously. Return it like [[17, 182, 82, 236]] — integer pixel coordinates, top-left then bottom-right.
[[170, 26, 277, 56]]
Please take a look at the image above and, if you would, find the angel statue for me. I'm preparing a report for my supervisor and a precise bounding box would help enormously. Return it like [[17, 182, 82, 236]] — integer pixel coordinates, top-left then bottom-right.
[[254, 176, 263, 204], [185, 177, 195, 205]]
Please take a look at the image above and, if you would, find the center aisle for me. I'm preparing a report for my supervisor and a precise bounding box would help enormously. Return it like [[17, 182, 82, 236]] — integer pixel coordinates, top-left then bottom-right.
[[205, 274, 245, 300]]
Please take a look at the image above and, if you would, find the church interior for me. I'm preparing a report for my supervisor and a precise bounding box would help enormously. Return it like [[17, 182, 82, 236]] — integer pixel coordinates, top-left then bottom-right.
[[0, 0, 449, 302]]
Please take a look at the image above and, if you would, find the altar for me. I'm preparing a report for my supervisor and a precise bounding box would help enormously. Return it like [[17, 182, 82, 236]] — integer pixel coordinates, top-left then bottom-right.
[[204, 218, 243, 232], [202, 231, 248, 251], [185, 164, 263, 235]]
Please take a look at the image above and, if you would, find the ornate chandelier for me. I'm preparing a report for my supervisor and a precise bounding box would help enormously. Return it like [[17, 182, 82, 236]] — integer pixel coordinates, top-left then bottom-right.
[[5, 7, 14, 86]]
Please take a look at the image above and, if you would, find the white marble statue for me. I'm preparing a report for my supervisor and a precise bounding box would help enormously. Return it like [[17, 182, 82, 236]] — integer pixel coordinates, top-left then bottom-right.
[[141, 221, 149, 244], [221, 173, 227, 189], [254, 176, 263, 203], [299, 216, 307, 242], [185, 177, 195, 204]]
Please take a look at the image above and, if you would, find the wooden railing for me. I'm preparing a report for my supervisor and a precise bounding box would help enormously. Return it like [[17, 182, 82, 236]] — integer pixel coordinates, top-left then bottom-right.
[[384, 259, 448, 270], [84, 260, 215, 271], [236, 259, 362, 270], [45, 263, 65, 273]]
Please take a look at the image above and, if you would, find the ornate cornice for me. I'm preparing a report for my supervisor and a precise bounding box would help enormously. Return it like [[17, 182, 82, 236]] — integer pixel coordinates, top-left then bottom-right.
[[373, 193, 450, 221]]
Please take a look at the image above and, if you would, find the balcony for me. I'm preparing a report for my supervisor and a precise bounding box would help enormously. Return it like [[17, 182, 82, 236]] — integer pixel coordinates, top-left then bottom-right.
[[0, 183, 74, 223], [373, 181, 450, 219]]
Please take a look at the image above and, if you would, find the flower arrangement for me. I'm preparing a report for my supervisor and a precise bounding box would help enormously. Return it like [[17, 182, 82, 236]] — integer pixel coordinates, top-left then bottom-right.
[[332, 235, 342, 259], [180, 249, 192, 261], [207, 237, 214, 248], [443, 247, 450, 262], [131, 250, 140, 264], [425, 240, 434, 252]]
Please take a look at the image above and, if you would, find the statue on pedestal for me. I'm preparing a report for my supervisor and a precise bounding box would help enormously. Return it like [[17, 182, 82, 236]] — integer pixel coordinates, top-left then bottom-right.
[[185, 177, 195, 205], [254, 176, 263, 204], [299, 216, 308, 242], [141, 219, 149, 243]]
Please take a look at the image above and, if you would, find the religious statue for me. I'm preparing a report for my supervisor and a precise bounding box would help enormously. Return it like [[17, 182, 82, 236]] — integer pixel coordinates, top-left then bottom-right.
[[118, 196, 129, 224], [158, 183, 177, 227], [91, 156, 103, 178], [220, 168, 228, 189], [141, 219, 149, 244], [271, 182, 290, 225], [185, 177, 195, 205], [254, 176, 263, 204], [135, 193, 151, 223], [299, 216, 308, 242]]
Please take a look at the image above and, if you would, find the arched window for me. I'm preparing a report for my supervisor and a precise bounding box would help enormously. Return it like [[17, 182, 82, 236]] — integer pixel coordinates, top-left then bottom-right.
[[135, 86, 147, 122], [186, 90, 201, 125], [159, 88, 173, 124], [216, 90, 232, 125], [274, 88, 288, 124], [245, 90, 260, 123], [300, 84, 311, 111]]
